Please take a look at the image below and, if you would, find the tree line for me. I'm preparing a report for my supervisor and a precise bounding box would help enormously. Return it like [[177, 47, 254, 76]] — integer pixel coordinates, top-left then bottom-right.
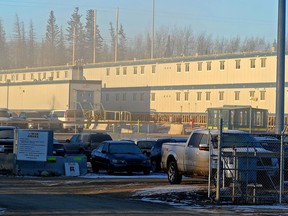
[[0, 7, 275, 70]]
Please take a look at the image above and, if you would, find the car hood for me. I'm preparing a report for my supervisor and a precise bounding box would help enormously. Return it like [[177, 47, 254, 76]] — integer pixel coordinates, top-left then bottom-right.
[[111, 153, 148, 161]]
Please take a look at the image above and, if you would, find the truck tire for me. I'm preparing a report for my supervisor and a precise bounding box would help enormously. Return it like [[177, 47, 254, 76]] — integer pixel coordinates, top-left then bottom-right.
[[167, 161, 182, 184]]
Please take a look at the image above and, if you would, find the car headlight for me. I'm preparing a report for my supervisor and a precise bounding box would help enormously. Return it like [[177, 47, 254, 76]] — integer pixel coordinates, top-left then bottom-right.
[[111, 159, 127, 164], [142, 160, 151, 164]]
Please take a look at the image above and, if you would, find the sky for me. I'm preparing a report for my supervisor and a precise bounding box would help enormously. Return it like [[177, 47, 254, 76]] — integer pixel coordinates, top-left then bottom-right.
[[0, 0, 280, 43]]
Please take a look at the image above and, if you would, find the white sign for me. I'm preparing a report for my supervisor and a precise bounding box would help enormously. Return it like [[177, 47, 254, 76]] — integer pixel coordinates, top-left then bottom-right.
[[65, 162, 80, 176], [16, 130, 48, 161]]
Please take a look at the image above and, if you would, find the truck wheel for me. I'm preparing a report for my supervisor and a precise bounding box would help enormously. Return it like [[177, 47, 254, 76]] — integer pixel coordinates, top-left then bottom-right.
[[167, 161, 182, 184]]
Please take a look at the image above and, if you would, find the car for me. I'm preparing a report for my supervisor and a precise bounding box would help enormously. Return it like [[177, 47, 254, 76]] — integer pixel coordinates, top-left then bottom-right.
[[135, 138, 157, 157], [0, 126, 17, 153], [150, 137, 187, 172], [19, 111, 62, 131], [64, 132, 113, 159], [52, 139, 66, 156], [48, 109, 84, 132], [90, 140, 151, 175]]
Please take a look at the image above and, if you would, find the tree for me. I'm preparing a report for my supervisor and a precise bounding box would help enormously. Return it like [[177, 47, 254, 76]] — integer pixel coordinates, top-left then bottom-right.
[[56, 27, 67, 65], [109, 22, 116, 61], [0, 19, 9, 69], [45, 11, 60, 66], [66, 7, 85, 65], [84, 9, 103, 63], [118, 24, 127, 60], [27, 20, 36, 67]]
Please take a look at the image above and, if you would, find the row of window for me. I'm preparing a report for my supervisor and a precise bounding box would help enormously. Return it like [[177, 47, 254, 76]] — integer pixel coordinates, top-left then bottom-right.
[[0, 71, 69, 82], [104, 91, 266, 102], [105, 93, 146, 102], [173, 91, 266, 101], [105, 58, 267, 77]]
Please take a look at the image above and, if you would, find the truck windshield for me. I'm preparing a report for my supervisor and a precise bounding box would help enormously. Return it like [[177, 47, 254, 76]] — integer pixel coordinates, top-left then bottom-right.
[[212, 133, 262, 148]]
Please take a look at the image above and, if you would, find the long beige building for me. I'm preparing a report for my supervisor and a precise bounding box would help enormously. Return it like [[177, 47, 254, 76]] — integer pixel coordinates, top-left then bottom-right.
[[0, 51, 284, 118]]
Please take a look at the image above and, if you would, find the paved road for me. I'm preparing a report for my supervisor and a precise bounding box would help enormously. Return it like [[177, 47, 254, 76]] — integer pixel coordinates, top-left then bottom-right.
[[0, 176, 202, 215]]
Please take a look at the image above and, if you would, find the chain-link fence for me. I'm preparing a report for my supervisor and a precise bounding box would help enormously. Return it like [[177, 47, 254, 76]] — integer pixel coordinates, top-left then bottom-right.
[[208, 129, 288, 204]]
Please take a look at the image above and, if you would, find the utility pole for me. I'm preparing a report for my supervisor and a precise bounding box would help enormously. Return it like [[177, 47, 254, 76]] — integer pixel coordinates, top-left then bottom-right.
[[151, 0, 155, 59], [93, 9, 97, 64], [115, 7, 119, 62], [72, 26, 76, 65], [275, 0, 286, 134]]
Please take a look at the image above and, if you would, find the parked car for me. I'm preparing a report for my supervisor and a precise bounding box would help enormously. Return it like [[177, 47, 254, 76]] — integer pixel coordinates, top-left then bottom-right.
[[90, 140, 151, 175], [0, 126, 17, 153], [161, 129, 279, 186], [19, 111, 62, 131], [135, 139, 157, 157], [150, 137, 188, 172], [52, 139, 66, 156], [48, 109, 84, 132], [64, 132, 112, 159]]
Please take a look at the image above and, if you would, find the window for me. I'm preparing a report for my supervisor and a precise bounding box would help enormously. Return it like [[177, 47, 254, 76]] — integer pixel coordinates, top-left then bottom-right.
[[250, 59, 256, 68], [151, 93, 155, 101], [56, 71, 60, 78], [197, 62, 203, 71], [4, 74, 7, 81], [185, 63, 190, 72], [261, 58, 266, 68], [206, 92, 211, 101], [105, 94, 109, 101], [116, 68, 120, 75], [133, 66, 137, 74], [219, 91, 224, 100], [123, 67, 127, 75], [140, 93, 144, 101], [106, 68, 110, 76], [133, 93, 137, 101], [184, 92, 189, 101], [23, 74, 26, 80], [64, 71, 68, 78], [249, 91, 255, 98], [122, 93, 126, 101], [51, 72, 54, 78], [38, 73, 41, 80], [220, 61, 225, 70], [31, 73, 34, 80], [115, 93, 119, 101], [235, 60, 241, 69], [197, 92, 202, 101], [260, 91, 266, 100], [176, 92, 181, 101], [15, 74, 18, 81], [206, 62, 211, 71], [234, 91, 240, 100], [141, 66, 145, 74], [0, 75, 2, 81], [152, 65, 156, 73], [176, 64, 181, 72]]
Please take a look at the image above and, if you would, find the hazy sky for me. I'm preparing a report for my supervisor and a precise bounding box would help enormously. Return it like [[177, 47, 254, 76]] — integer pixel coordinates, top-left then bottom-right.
[[0, 0, 279, 43]]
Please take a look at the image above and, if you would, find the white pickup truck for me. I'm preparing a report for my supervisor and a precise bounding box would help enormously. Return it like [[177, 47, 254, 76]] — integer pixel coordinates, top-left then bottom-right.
[[161, 129, 278, 185]]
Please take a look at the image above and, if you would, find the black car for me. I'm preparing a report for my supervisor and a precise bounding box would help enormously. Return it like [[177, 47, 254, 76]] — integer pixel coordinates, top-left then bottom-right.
[[135, 139, 157, 157], [150, 137, 187, 172], [90, 141, 151, 175], [0, 126, 17, 153], [65, 132, 113, 160], [52, 139, 66, 156]]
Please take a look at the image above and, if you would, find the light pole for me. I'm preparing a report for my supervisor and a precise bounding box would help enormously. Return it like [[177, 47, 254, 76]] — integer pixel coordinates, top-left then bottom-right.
[[6, 79, 10, 109]]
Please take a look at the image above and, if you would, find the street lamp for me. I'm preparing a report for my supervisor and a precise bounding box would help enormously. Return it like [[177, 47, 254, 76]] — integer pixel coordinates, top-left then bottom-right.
[[6, 79, 10, 109]]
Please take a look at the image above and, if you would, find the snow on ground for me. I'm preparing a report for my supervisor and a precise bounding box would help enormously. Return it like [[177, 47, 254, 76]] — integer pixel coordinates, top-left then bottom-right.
[[81, 171, 168, 179]]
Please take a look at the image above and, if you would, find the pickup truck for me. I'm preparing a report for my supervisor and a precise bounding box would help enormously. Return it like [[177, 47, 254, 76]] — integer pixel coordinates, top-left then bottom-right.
[[161, 129, 278, 186]]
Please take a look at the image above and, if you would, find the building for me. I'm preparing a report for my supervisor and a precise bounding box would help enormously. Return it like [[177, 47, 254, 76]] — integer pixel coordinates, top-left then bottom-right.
[[0, 51, 284, 120]]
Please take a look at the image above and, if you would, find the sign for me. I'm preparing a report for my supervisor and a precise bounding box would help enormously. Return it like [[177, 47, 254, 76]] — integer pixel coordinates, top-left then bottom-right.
[[16, 130, 48, 161], [65, 162, 80, 176]]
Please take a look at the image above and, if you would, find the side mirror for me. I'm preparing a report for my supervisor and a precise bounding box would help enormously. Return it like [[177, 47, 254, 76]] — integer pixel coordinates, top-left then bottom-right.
[[199, 143, 209, 151]]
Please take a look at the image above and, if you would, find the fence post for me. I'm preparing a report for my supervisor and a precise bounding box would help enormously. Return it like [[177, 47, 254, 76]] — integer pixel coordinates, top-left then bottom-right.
[[216, 118, 223, 202]]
